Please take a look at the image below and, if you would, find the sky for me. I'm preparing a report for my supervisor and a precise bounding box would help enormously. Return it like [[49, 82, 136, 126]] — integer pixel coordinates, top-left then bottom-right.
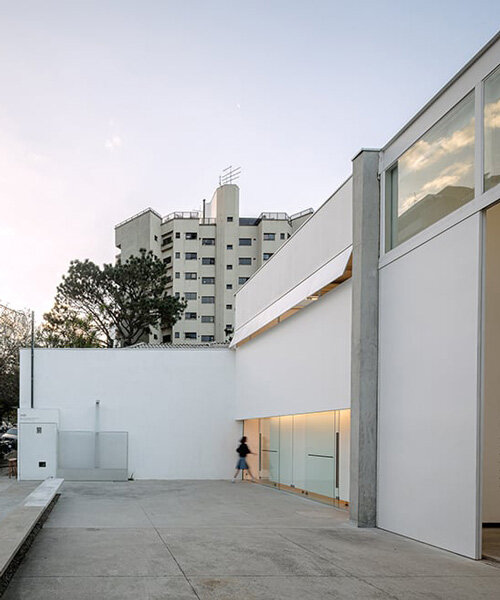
[[0, 0, 498, 320]]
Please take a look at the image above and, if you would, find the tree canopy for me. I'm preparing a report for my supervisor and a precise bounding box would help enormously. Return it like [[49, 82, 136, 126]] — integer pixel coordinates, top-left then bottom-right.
[[0, 304, 31, 422], [37, 302, 104, 348], [52, 250, 186, 347]]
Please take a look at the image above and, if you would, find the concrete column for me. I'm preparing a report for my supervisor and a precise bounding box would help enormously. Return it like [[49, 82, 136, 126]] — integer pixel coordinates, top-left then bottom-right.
[[350, 149, 380, 528]]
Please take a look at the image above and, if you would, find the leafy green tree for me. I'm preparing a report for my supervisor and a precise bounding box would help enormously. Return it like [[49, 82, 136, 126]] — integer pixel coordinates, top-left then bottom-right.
[[55, 250, 186, 347], [37, 302, 104, 348], [0, 304, 31, 423]]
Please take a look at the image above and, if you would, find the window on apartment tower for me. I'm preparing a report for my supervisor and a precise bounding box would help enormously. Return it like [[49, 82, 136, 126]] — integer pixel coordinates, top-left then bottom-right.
[[201, 335, 215, 342], [239, 257, 251, 265], [174, 332, 180, 338], [227, 216, 233, 222], [163, 257, 171, 264], [154, 235, 158, 241], [185, 272, 197, 280], [162, 334, 171, 343], [263, 253, 274, 261], [184, 292, 197, 300], [185, 332, 197, 339], [239, 238, 251, 246], [201, 315, 214, 323], [263, 232, 275, 240], [185, 252, 197, 260], [226, 284, 233, 290], [202, 277, 215, 284], [162, 236, 172, 246], [238, 277, 249, 285], [185, 232, 197, 240], [202, 238, 215, 245], [175, 272, 180, 279], [227, 264, 233, 270], [175, 252, 180, 258], [280, 233, 285, 240], [185, 312, 197, 320], [202, 257, 215, 265], [226, 304, 233, 310], [175, 232, 180, 239], [201, 296, 215, 304]]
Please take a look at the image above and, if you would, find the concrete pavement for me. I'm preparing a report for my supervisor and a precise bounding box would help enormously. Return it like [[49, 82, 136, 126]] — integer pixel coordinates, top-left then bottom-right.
[[4, 480, 500, 599]]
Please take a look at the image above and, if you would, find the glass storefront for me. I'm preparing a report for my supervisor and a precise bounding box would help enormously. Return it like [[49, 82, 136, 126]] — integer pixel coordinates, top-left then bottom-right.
[[243, 410, 350, 508]]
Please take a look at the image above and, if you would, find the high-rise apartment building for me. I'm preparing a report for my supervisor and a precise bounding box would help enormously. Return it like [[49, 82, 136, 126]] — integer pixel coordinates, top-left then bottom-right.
[[115, 184, 312, 344]]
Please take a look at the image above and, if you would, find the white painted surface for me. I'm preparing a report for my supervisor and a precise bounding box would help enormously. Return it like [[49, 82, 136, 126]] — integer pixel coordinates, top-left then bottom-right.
[[378, 214, 482, 558], [18, 422, 58, 480], [20, 348, 239, 480], [231, 246, 351, 346], [235, 279, 352, 420], [235, 178, 352, 330], [483, 203, 500, 523]]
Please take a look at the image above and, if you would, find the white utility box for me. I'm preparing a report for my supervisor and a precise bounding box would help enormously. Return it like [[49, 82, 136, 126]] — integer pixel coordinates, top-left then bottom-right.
[[18, 409, 59, 480]]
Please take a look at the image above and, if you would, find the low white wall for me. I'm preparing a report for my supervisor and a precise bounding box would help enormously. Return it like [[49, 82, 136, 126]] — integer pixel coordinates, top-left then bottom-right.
[[20, 348, 239, 480], [235, 279, 352, 419], [378, 214, 482, 559]]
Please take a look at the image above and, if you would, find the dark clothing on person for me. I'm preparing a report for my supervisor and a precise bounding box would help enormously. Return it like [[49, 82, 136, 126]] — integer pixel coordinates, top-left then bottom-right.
[[237, 443, 250, 457]]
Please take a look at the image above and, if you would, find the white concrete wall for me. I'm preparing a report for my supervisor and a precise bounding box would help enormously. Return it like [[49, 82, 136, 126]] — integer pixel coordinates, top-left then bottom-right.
[[235, 279, 352, 420], [378, 214, 482, 558], [483, 203, 500, 523], [20, 348, 239, 480], [235, 178, 352, 330]]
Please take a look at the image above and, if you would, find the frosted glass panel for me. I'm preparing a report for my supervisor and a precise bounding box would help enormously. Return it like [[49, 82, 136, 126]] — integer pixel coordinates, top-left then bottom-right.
[[260, 417, 279, 484], [279, 415, 293, 486], [292, 414, 306, 490], [305, 412, 335, 498]]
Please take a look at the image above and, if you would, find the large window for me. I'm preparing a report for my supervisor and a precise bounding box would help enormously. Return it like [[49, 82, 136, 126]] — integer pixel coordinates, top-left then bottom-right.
[[239, 238, 252, 246], [201, 296, 215, 304], [185, 252, 197, 260], [386, 92, 475, 250], [185, 272, 197, 280], [202, 277, 215, 284], [202, 257, 215, 265], [239, 257, 251, 265], [485, 66, 500, 192]]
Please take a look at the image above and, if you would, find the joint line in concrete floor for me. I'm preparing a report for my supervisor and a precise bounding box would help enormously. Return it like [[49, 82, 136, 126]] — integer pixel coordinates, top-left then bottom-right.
[[137, 501, 202, 600]]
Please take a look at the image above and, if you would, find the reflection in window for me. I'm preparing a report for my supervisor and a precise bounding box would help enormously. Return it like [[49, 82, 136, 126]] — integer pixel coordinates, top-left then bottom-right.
[[386, 92, 475, 250], [485, 66, 500, 192]]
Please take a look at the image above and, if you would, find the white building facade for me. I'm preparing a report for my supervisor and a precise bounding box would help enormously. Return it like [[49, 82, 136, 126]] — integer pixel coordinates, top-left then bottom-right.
[[18, 32, 500, 561]]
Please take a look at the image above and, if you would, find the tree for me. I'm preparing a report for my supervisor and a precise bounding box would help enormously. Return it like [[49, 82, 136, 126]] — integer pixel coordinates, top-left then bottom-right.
[[0, 303, 31, 422], [37, 302, 104, 348], [55, 250, 186, 347]]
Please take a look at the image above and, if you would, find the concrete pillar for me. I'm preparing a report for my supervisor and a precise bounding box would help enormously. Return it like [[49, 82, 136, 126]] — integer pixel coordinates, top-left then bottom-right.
[[349, 149, 380, 528]]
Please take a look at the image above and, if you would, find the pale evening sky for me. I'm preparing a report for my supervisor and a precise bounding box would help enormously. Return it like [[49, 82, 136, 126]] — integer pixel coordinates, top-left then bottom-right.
[[0, 0, 498, 319]]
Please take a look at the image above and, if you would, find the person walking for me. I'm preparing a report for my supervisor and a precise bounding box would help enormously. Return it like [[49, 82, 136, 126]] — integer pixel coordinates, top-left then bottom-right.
[[232, 436, 257, 482]]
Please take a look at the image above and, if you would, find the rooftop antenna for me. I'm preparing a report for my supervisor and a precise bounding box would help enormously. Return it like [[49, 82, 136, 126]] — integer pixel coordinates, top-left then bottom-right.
[[219, 165, 241, 186]]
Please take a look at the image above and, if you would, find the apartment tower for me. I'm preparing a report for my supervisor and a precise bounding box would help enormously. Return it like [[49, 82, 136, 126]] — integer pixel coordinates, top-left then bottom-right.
[[115, 184, 312, 344]]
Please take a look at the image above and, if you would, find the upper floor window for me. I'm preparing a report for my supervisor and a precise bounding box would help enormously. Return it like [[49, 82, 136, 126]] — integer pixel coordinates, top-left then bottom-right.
[[185, 272, 197, 280], [485, 65, 500, 192], [239, 238, 251, 246], [239, 257, 251, 265], [263, 253, 273, 260], [185, 312, 197, 320], [202, 257, 215, 265], [280, 232, 286, 240], [185, 292, 197, 300], [226, 283, 233, 290], [175, 232, 180, 239], [185, 232, 197, 240], [227, 216, 233, 222], [163, 256, 171, 264], [175, 252, 180, 259], [227, 264, 233, 270], [185, 332, 197, 340], [201, 296, 215, 304], [185, 252, 197, 260], [202, 277, 215, 284], [226, 244, 233, 250], [162, 236, 172, 246], [201, 335, 214, 342], [386, 91, 475, 250], [238, 277, 249, 285], [226, 304, 233, 310], [263, 232, 275, 240], [202, 238, 215, 245], [201, 315, 214, 323]]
